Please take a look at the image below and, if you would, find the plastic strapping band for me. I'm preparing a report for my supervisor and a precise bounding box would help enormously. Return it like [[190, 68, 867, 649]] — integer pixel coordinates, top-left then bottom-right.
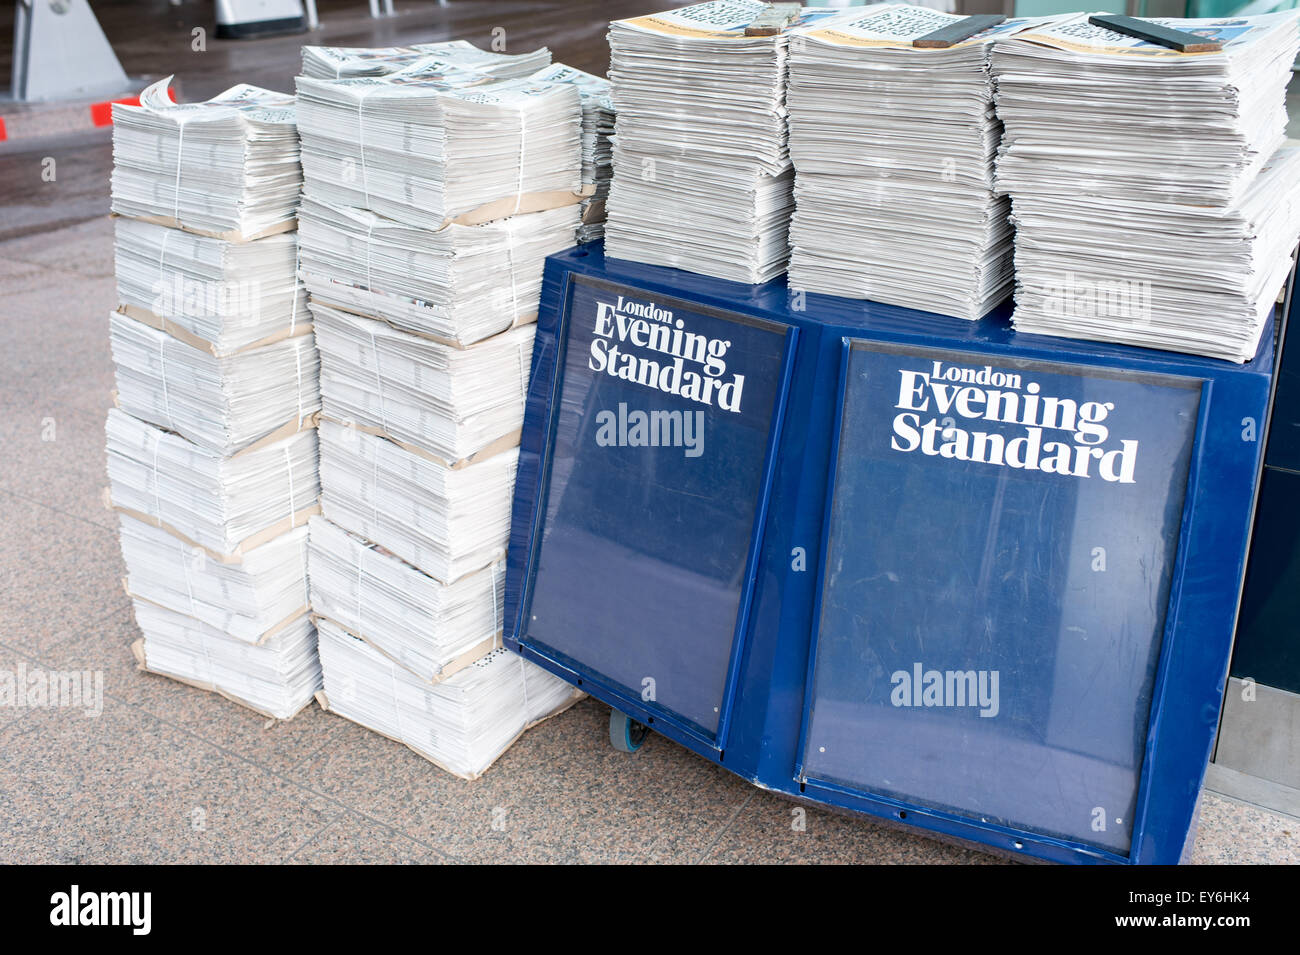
[[293, 342, 304, 426], [356, 87, 374, 208], [490, 559, 500, 635], [369, 324, 387, 435], [512, 104, 527, 216], [157, 228, 173, 304], [503, 221, 520, 321], [158, 336, 175, 431], [284, 445, 298, 529], [179, 539, 198, 617], [149, 429, 164, 524], [364, 218, 375, 292], [354, 535, 365, 639], [288, 248, 301, 336], [172, 119, 187, 225], [517, 652, 531, 722]]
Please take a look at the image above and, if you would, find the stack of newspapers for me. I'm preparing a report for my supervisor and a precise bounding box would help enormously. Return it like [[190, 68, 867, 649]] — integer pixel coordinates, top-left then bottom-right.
[[296, 41, 581, 776], [788, 5, 1024, 319], [297, 198, 576, 345], [111, 79, 301, 239], [530, 63, 615, 242], [992, 12, 1300, 361], [294, 69, 583, 231], [114, 217, 308, 353], [605, 1, 839, 283], [107, 79, 322, 718]]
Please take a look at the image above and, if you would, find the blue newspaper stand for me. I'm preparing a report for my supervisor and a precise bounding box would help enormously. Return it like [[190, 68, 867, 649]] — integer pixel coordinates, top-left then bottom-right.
[[505, 243, 1272, 865]]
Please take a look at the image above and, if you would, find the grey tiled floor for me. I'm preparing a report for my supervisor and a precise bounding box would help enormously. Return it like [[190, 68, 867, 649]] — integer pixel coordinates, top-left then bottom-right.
[[0, 216, 1297, 864]]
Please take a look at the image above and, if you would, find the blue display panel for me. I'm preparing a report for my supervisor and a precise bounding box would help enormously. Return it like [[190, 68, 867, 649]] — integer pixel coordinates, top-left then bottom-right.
[[521, 275, 793, 739], [801, 341, 1203, 854]]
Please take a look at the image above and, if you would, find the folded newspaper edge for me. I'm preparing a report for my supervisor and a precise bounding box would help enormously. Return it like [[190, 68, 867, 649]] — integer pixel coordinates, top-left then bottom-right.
[[297, 283, 537, 351], [116, 303, 313, 358], [309, 612, 500, 687], [130, 636, 316, 721], [111, 212, 298, 245], [441, 183, 594, 230], [318, 415, 522, 471], [126, 582, 310, 647], [313, 681, 585, 781]]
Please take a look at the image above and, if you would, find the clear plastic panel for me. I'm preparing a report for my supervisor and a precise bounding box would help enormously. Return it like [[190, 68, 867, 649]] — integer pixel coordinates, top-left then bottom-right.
[[524, 276, 791, 736], [803, 341, 1201, 854]]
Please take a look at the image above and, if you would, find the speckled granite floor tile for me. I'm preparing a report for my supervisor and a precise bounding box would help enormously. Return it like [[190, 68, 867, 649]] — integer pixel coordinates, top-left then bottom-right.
[[0, 395, 115, 529], [1192, 792, 1300, 864], [300, 697, 754, 863], [0, 277, 117, 415], [48, 608, 350, 777], [0, 491, 128, 655], [289, 813, 448, 865], [0, 698, 340, 864]]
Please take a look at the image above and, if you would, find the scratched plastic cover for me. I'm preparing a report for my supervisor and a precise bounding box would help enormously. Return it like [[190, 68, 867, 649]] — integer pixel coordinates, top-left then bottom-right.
[[802, 340, 1201, 855], [522, 275, 789, 736]]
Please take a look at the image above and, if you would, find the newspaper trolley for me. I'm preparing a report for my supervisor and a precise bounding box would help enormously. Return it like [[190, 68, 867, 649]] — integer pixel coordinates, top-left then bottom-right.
[[504, 243, 1273, 865]]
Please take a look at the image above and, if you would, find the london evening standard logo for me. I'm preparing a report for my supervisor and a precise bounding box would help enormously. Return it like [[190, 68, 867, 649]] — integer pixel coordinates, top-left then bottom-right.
[[587, 296, 745, 413], [890, 360, 1139, 483]]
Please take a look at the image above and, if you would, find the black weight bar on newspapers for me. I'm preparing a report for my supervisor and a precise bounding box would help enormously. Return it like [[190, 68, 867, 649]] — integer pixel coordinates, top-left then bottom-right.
[[744, 3, 801, 37], [913, 15, 1006, 49], [1087, 14, 1223, 53]]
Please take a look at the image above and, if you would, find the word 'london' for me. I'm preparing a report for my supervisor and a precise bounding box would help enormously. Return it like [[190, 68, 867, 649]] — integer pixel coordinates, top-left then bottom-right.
[[891, 361, 1139, 483], [588, 296, 745, 412]]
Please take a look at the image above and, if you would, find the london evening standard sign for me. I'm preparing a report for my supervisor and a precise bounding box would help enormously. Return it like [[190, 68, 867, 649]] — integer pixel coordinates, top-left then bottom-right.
[[889, 355, 1150, 484]]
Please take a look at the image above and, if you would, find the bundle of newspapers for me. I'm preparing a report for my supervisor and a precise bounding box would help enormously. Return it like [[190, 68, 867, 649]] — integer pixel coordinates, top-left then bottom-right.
[[992, 12, 1300, 361], [787, 5, 1024, 319], [294, 69, 582, 231], [107, 406, 322, 717], [297, 37, 585, 770], [311, 303, 534, 462], [317, 621, 575, 779], [109, 309, 319, 455], [316, 419, 517, 584], [111, 79, 301, 239], [106, 407, 319, 562], [120, 515, 310, 644], [136, 602, 321, 720], [308, 517, 503, 683], [605, 1, 839, 283], [530, 63, 615, 242], [114, 217, 308, 354], [300, 40, 551, 81], [297, 197, 577, 345], [109, 72, 322, 719]]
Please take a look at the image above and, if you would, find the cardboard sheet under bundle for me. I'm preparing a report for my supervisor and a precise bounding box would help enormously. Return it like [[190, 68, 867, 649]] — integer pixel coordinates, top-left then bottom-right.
[[111, 79, 301, 239], [134, 601, 321, 720], [114, 217, 308, 355], [308, 516, 502, 684], [106, 408, 320, 558], [109, 310, 320, 455], [297, 197, 578, 346], [786, 5, 1029, 320], [312, 302, 534, 463], [316, 619, 579, 779], [119, 512, 310, 644], [295, 67, 583, 231], [992, 11, 1300, 361], [317, 418, 517, 583]]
